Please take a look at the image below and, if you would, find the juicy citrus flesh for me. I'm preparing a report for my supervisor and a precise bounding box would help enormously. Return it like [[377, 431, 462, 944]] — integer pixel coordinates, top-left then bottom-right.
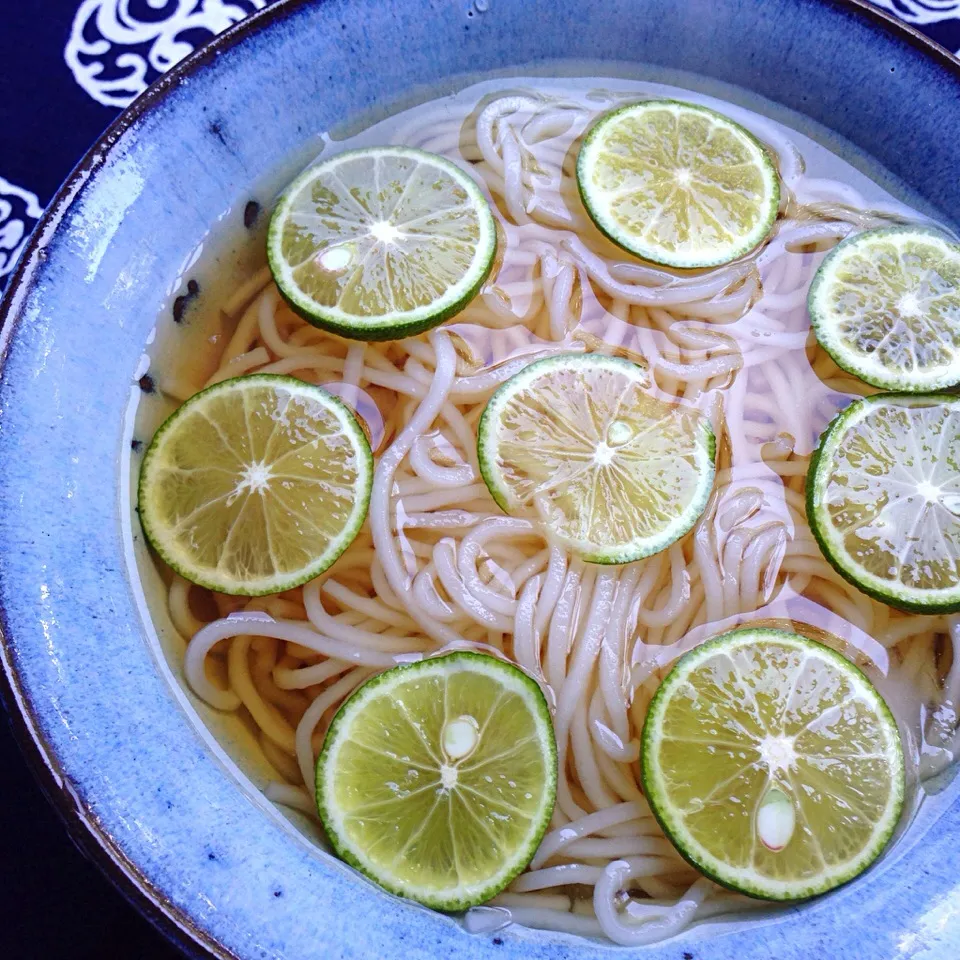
[[642, 628, 905, 900], [316, 652, 557, 910], [138, 375, 372, 596], [808, 227, 960, 391], [268, 146, 497, 340], [808, 393, 960, 613], [478, 353, 716, 563], [577, 100, 780, 268]]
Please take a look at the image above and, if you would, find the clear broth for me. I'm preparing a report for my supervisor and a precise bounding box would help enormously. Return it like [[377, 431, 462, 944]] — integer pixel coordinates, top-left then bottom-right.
[[126, 72, 960, 940]]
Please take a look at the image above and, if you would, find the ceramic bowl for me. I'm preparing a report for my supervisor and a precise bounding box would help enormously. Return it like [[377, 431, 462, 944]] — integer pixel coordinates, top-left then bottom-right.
[[1, 1, 959, 957]]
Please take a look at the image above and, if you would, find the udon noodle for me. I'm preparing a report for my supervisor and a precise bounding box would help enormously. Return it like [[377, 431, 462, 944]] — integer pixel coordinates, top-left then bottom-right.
[[141, 80, 960, 944]]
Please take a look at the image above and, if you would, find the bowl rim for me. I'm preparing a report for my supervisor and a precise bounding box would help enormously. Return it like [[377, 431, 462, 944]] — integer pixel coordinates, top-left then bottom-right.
[[1, 0, 959, 956]]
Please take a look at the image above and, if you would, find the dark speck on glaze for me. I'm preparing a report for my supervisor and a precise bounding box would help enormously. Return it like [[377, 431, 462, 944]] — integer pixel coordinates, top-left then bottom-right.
[[172, 278, 200, 323], [208, 119, 227, 145], [244, 200, 261, 228]]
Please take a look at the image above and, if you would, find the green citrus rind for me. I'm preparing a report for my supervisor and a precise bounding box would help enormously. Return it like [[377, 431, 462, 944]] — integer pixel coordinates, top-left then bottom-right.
[[267, 146, 497, 341], [315, 652, 557, 911], [808, 226, 960, 392], [477, 352, 716, 564], [577, 100, 780, 269], [641, 627, 905, 901], [807, 226, 960, 393], [807, 392, 960, 613], [138, 374, 373, 596]]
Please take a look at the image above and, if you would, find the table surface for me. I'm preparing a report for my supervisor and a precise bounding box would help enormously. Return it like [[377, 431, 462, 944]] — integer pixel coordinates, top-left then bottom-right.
[[2, 1, 960, 957]]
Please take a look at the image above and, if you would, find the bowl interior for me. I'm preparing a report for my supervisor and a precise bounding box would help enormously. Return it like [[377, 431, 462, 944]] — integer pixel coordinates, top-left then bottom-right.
[[2, 2, 960, 959]]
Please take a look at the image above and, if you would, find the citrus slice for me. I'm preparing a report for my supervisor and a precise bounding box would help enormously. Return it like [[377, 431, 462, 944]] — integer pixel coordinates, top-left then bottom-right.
[[576, 100, 780, 268], [808, 226, 960, 391], [477, 353, 716, 563], [316, 651, 557, 910], [138, 374, 372, 596], [641, 627, 905, 901], [808, 393, 960, 613], [267, 146, 497, 341]]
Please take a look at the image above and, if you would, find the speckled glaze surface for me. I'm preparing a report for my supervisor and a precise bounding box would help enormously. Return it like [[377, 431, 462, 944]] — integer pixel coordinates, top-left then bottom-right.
[[2, 1, 960, 957]]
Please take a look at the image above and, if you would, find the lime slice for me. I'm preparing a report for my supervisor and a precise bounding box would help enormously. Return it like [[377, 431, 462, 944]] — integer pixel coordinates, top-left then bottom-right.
[[576, 100, 780, 268], [642, 627, 904, 901], [808, 393, 960, 613], [477, 353, 716, 563], [267, 146, 497, 341], [808, 227, 960, 392], [316, 651, 557, 910], [138, 374, 372, 596]]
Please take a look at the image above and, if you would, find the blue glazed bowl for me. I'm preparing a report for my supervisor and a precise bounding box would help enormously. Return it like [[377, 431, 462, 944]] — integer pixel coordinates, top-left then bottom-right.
[[2, 1, 960, 957]]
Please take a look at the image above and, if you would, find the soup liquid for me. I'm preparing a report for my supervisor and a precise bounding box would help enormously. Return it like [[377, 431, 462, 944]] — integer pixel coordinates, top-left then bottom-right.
[[127, 74, 960, 939]]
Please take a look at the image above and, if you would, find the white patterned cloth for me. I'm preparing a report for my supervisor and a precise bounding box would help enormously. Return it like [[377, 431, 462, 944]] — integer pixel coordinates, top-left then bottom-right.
[[64, 0, 270, 108], [873, 0, 960, 25], [0, 176, 43, 281]]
